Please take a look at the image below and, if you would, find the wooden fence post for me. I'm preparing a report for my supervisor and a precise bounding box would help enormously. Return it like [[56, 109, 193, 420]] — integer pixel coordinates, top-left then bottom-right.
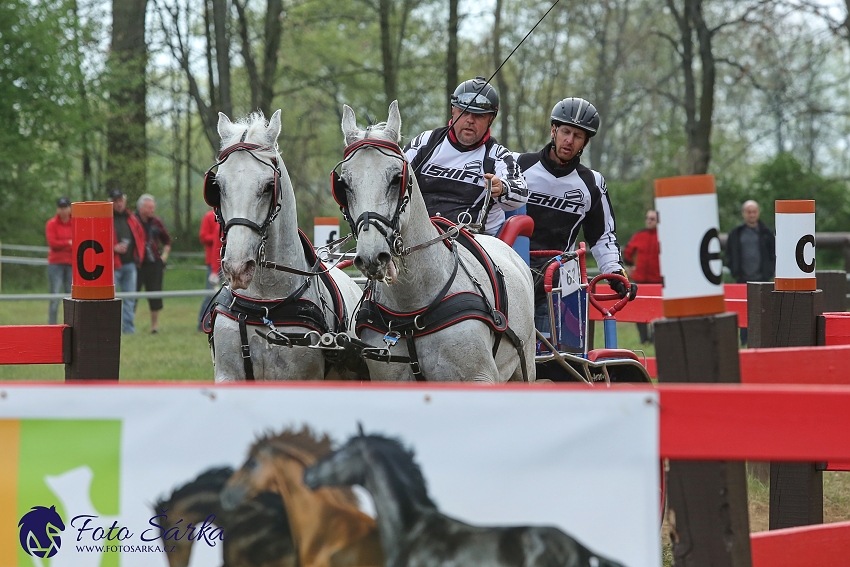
[[63, 298, 121, 380], [767, 200, 823, 530], [816, 270, 846, 312], [656, 312, 752, 567], [65, 201, 121, 381]]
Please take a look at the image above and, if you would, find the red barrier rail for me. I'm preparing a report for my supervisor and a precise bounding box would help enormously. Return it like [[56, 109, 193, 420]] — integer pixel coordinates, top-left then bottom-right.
[[658, 384, 850, 462], [0, 325, 70, 365], [750, 520, 850, 567]]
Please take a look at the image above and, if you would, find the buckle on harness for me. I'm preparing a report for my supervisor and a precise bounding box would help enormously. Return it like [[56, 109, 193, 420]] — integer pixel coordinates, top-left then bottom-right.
[[241, 344, 251, 359], [383, 331, 400, 348]]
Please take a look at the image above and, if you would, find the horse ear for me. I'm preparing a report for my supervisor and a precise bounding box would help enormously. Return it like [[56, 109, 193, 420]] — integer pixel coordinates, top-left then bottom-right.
[[357, 422, 365, 436], [267, 109, 282, 144], [341, 105, 359, 146], [217, 112, 235, 140], [386, 100, 401, 143]]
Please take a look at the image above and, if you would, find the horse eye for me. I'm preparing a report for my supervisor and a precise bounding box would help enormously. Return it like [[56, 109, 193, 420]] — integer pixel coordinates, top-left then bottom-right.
[[264, 180, 276, 193], [391, 172, 403, 187]]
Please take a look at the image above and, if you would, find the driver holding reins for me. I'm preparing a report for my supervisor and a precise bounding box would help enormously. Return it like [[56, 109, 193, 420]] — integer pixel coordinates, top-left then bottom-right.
[[404, 77, 528, 235], [517, 97, 637, 335]]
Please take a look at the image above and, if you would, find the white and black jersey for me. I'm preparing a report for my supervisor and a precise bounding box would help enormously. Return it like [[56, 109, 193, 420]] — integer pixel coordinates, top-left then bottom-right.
[[517, 142, 622, 278], [404, 126, 528, 235]]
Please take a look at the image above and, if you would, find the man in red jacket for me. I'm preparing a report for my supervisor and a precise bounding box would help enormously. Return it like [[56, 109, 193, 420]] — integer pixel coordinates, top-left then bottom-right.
[[197, 209, 223, 330], [110, 188, 146, 334], [45, 197, 73, 324], [623, 210, 661, 344]]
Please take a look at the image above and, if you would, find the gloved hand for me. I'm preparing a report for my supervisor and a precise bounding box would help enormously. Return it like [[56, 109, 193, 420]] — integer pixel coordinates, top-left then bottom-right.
[[609, 268, 638, 300]]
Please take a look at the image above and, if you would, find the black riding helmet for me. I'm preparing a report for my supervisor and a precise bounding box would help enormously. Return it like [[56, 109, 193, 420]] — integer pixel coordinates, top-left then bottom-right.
[[550, 98, 600, 137], [451, 77, 499, 116]]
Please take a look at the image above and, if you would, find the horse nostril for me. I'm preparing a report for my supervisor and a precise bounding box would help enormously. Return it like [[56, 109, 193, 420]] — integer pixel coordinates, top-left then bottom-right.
[[376, 252, 391, 267], [353, 256, 366, 272]]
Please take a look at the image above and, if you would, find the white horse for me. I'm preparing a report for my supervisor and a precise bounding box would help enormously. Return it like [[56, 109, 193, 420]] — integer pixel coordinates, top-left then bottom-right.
[[332, 101, 536, 382], [206, 110, 363, 381]]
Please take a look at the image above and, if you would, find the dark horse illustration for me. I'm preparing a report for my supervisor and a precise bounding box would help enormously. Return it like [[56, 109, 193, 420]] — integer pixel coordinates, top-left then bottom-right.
[[154, 466, 296, 567], [303, 430, 628, 567]]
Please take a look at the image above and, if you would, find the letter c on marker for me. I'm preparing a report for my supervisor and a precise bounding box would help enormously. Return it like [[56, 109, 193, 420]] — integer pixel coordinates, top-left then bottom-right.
[[77, 239, 105, 281], [795, 234, 815, 273], [699, 228, 723, 285]]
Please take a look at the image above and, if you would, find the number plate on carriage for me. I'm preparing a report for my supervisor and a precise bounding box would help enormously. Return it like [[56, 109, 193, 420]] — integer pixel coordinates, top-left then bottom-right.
[[560, 259, 581, 297]]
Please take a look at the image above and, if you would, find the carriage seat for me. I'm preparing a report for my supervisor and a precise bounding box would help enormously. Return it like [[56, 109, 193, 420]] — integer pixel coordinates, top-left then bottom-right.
[[497, 214, 534, 265], [586, 348, 640, 363], [497, 214, 534, 247]]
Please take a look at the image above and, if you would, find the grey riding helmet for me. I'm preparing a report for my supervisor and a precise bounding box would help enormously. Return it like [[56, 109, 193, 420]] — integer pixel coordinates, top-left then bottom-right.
[[451, 77, 499, 115], [550, 98, 600, 137]]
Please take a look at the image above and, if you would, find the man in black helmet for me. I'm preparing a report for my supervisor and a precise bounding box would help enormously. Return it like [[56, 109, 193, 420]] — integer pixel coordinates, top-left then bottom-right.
[[517, 97, 635, 337], [404, 76, 527, 235]]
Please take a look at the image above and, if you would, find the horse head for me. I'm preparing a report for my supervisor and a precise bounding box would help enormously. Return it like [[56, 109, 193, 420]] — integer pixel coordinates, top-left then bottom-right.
[[212, 109, 289, 290], [337, 101, 416, 283], [303, 435, 369, 491], [220, 445, 278, 511]]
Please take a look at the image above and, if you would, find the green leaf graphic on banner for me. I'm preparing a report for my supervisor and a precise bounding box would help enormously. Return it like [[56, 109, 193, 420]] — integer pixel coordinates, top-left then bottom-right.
[[17, 420, 121, 567]]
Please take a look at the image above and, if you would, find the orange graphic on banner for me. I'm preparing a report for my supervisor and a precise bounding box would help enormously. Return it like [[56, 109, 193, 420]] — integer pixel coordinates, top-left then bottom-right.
[[775, 278, 818, 291], [654, 175, 715, 198], [663, 295, 726, 318], [775, 200, 815, 214], [0, 420, 20, 566]]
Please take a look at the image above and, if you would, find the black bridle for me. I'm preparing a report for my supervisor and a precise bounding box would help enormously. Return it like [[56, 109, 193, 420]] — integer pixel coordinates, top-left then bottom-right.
[[331, 138, 412, 258], [203, 135, 282, 259]]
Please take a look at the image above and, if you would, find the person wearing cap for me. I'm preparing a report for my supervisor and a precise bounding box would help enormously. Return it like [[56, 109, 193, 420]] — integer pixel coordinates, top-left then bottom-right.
[[403, 76, 527, 235], [516, 97, 634, 338], [110, 188, 146, 334], [45, 197, 73, 324], [135, 194, 172, 334]]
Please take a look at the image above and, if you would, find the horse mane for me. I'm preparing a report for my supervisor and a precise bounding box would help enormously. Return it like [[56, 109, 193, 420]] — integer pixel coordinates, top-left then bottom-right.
[[154, 466, 233, 511], [250, 425, 361, 508], [362, 434, 435, 509], [221, 111, 279, 153]]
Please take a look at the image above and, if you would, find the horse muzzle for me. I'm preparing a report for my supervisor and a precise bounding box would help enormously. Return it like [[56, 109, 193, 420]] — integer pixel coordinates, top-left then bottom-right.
[[222, 258, 256, 290], [353, 251, 397, 283]]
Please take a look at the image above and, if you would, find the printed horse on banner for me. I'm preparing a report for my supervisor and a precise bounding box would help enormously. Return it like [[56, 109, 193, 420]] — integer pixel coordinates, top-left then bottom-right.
[[220, 427, 384, 567], [304, 429, 627, 567]]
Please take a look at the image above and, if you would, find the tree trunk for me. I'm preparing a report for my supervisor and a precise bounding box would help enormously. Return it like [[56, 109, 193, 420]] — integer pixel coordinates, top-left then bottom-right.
[[379, 0, 397, 106], [211, 0, 232, 117], [260, 0, 284, 116], [492, 0, 509, 146], [106, 0, 149, 201], [446, 0, 459, 118]]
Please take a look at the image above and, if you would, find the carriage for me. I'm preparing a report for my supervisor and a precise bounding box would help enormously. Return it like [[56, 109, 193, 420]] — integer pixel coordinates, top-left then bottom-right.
[[527, 240, 653, 385]]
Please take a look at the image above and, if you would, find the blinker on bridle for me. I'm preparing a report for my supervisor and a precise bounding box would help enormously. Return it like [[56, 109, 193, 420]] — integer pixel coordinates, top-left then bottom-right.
[[203, 131, 283, 254]]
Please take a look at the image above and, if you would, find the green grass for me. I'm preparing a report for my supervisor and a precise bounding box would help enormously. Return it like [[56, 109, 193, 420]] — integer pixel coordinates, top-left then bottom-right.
[[0, 265, 215, 381]]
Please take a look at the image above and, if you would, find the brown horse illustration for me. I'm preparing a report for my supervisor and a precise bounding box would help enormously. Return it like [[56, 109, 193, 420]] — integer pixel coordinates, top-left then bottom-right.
[[154, 466, 296, 567], [221, 427, 384, 567]]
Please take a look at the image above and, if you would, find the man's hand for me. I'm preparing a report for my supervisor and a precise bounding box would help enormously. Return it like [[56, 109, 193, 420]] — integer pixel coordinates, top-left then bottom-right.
[[484, 173, 503, 198], [609, 268, 638, 300], [114, 242, 128, 255]]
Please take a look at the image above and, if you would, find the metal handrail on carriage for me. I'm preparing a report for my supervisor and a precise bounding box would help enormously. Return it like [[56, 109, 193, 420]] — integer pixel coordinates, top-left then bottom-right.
[[532, 243, 652, 385]]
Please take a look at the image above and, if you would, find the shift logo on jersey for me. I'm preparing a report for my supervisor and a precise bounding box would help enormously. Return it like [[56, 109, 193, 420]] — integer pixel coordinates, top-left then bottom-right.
[[421, 162, 483, 184], [528, 188, 585, 212], [18, 505, 66, 558]]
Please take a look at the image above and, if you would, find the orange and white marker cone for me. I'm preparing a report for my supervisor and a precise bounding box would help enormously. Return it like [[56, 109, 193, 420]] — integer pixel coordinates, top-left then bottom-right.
[[775, 200, 816, 291], [655, 175, 725, 318]]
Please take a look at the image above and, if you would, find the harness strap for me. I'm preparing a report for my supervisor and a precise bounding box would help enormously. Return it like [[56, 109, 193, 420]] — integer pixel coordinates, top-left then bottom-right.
[[238, 313, 255, 381], [405, 329, 425, 381]]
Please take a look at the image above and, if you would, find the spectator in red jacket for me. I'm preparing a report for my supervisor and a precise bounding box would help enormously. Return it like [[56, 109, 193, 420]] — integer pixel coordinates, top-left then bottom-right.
[[45, 197, 73, 324], [197, 209, 223, 330], [623, 210, 661, 344], [110, 188, 147, 334]]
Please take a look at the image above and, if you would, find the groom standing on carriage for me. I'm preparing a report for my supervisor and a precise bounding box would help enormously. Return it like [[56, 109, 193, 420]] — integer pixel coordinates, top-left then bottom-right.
[[517, 98, 636, 336], [404, 77, 527, 235]]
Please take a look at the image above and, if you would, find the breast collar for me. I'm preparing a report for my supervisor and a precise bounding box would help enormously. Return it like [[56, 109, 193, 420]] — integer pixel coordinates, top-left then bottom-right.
[[354, 217, 527, 382]]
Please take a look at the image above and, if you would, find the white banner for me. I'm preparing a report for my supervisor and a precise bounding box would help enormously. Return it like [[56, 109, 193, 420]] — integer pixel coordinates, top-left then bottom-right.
[[1, 385, 660, 567]]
